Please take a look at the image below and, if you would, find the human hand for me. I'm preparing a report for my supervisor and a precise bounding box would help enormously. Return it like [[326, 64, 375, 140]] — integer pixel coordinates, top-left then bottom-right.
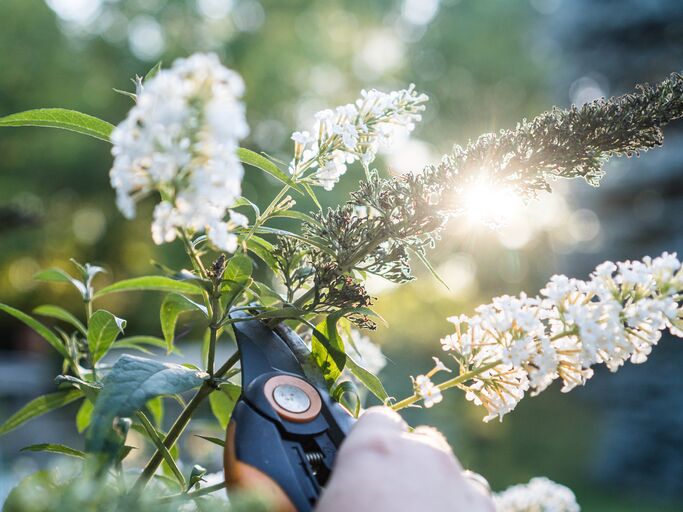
[[316, 407, 495, 512]]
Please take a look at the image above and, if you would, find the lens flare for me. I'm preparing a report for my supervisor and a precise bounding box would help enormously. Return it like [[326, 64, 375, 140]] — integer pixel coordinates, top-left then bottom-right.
[[462, 181, 523, 226]]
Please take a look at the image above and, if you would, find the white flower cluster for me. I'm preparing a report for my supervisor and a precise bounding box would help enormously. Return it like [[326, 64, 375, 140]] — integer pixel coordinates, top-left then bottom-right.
[[110, 53, 249, 252], [425, 252, 683, 421], [290, 85, 428, 190], [493, 477, 580, 512]]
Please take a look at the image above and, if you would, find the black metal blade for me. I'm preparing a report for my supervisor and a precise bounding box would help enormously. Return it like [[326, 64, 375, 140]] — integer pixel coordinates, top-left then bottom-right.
[[231, 310, 306, 386]]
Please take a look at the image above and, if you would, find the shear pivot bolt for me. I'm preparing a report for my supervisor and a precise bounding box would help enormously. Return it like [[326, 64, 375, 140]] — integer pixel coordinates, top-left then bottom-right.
[[264, 375, 322, 422], [273, 384, 311, 413]]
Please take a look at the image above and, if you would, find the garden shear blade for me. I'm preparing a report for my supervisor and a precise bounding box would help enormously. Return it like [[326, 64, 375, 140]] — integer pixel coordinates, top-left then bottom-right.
[[224, 310, 355, 512]]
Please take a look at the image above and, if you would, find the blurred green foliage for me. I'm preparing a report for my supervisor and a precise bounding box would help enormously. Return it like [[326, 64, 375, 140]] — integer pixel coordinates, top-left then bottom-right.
[[1, 0, 678, 509]]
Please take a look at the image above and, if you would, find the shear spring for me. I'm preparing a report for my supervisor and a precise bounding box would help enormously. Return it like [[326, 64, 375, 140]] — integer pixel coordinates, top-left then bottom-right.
[[305, 451, 325, 474]]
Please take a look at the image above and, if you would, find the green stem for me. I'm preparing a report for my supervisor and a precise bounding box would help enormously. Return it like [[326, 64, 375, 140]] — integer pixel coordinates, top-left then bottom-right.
[[180, 230, 208, 279], [157, 481, 227, 503], [132, 351, 241, 493], [391, 361, 500, 412], [391, 328, 580, 411], [136, 411, 186, 488], [242, 184, 292, 245]]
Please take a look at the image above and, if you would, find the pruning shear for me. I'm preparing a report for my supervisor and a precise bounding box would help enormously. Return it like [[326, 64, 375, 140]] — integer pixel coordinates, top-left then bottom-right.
[[224, 310, 356, 512]]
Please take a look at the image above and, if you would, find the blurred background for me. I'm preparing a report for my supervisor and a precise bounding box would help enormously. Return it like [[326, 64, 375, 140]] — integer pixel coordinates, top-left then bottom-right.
[[1, 0, 682, 509]]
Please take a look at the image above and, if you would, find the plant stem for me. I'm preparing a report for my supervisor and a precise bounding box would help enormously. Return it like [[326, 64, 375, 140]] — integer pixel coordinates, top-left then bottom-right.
[[242, 184, 292, 245], [180, 230, 208, 279], [132, 351, 240, 493], [157, 481, 227, 503], [391, 361, 500, 412]]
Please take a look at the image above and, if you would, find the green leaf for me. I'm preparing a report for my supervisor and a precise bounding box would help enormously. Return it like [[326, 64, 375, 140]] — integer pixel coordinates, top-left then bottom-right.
[[225, 254, 253, 283], [245, 236, 279, 274], [0, 108, 114, 142], [0, 390, 83, 436], [270, 209, 321, 227], [410, 247, 450, 291], [76, 399, 94, 433], [160, 293, 207, 354], [237, 147, 303, 192], [332, 380, 361, 418], [94, 276, 203, 298], [188, 464, 207, 491], [208, 383, 241, 430], [136, 411, 186, 488], [250, 226, 336, 256], [115, 335, 168, 350], [311, 319, 347, 386], [86, 355, 207, 456], [144, 61, 163, 82], [250, 282, 283, 306], [254, 306, 304, 320], [233, 196, 260, 217], [21, 443, 85, 458], [113, 88, 137, 101], [147, 396, 164, 428], [87, 310, 126, 363], [0, 304, 70, 360], [311, 310, 389, 402], [33, 305, 86, 336], [345, 356, 389, 403], [54, 375, 101, 402], [194, 434, 225, 448], [33, 268, 87, 297], [3, 471, 50, 510], [303, 182, 322, 210]]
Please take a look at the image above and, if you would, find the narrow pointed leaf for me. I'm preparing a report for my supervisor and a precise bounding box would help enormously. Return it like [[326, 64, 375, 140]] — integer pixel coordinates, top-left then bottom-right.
[[161, 294, 206, 353], [345, 356, 389, 403], [76, 399, 94, 433], [21, 443, 85, 458], [236, 147, 303, 192], [146, 396, 164, 428], [95, 276, 203, 298], [303, 182, 322, 210], [270, 210, 321, 227], [0, 304, 70, 360], [194, 435, 226, 448], [144, 61, 163, 82], [0, 108, 114, 141], [0, 390, 83, 436], [136, 411, 186, 488], [33, 268, 87, 297], [245, 236, 279, 273], [34, 305, 86, 336]]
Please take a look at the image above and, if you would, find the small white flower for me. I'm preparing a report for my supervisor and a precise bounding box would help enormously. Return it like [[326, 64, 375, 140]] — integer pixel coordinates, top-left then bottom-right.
[[414, 374, 443, 408], [431, 357, 451, 374]]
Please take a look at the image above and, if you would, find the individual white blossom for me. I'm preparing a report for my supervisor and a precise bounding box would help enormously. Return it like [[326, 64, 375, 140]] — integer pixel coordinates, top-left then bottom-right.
[[493, 477, 580, 512], [110, 53, 249, 252], [425, 253, 683, 421], [289, 85, 428, 190], [413, 374, 443, 408]]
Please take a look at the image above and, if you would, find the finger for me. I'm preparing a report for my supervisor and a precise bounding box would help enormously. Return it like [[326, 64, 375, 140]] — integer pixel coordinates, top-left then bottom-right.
[[410, 425, 454, 455], [462, 470, 492, 498], [353, 406, 409, 435]]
